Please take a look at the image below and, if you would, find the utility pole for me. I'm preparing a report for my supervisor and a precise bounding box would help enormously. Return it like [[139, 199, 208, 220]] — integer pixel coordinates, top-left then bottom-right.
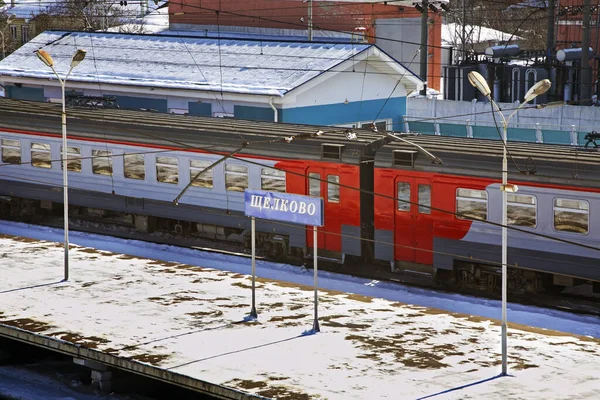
[[546, 0, 555, 66], [582, 0, 592, 105], [462, 0, 466, 63], [419, 0, 428, 95], [308, 0, 313, 41]]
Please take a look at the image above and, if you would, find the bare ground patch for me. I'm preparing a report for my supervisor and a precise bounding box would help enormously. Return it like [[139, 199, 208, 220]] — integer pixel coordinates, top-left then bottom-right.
[[129, 353, 170, 365], [0, 318, 53, 333], [50, 332, 109, 349], [226, 379, 314, 400]]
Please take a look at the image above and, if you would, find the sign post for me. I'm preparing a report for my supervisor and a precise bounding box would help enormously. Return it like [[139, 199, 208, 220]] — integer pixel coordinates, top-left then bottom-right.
[[244, 189, 324, 332]]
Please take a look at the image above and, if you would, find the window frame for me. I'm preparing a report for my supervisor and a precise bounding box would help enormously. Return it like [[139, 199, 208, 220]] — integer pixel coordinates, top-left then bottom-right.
[[260, 167, 285, 192], [123, 152, 146, 180], [397, 181, 410, 212], [189, 159, 214, 189], [456, 188, 488, 221], [92, 149, 113, 176], [553, 197, 589, 235], [225, 163, 249, 192], [1, 138, 21, 164], [507, 193, 537, 228], [30, 142, 52, 169], [327, 174, 340, 203], [60, 146, 82, 172], [155, 155, 179, 184]]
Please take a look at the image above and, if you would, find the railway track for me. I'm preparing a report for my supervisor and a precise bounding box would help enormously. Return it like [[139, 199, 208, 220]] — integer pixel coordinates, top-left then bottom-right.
[[2, 215, 598, 318]]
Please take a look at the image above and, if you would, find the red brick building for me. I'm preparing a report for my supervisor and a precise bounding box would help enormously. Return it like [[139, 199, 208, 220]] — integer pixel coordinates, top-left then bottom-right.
[[168, 0, 444, 91]]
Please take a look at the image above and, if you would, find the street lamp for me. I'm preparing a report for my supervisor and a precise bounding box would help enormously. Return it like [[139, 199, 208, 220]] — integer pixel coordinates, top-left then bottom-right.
[[468, 71, 550, 376], [36, 48, 87, 281]]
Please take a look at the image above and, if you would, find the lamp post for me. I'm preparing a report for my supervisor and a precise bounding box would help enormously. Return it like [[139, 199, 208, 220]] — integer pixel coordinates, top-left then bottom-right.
[[36, 48, 87, 281], [468, 71, 550, 376]]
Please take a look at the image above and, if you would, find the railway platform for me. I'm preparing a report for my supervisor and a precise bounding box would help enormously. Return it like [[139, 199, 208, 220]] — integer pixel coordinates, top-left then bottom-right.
[[0, 229, 598, 399]]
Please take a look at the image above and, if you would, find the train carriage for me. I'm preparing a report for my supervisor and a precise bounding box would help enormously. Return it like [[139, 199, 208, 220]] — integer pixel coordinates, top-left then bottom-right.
[[374, 135, 600, 293], [0, 99, 387, 262]]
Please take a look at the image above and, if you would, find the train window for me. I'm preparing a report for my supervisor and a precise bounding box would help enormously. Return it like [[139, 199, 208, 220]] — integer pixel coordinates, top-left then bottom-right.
[[508, 194, 536, 227], [225, 164, 248, 192], [456, 188, 487, 221], [553, 198, 589, 234], [60, 146, 81, 172], [30, 142, 51, 169], [156, 156, 178, 184], [418, 184, 431, 214], [190, 159, 213, 188], [327, 175, 340, 203], [397, 182, 410, 212], [309, 173, 320, 197], [92, 150, 113, 176], [261, 167, 285, 192], [123, 153, 145, 180], [1, 138, 21, 164]]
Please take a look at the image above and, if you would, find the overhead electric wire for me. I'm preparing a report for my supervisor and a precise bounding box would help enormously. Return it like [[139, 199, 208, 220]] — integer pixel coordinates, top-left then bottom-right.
[[0, 98, 599, 256]]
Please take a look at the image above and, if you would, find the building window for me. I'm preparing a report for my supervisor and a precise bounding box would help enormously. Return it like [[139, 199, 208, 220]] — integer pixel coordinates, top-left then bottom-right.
[[261, 167, 285, 192], [9, 25, 17, 41], [507, 193, 536, 227], [225, 164, 248, 191], [31, 142, 51, 169], [189, 159, 213, 188], [123, 153, 145, 180], [327, 175, 340, 203], [397, 182, 410, 212], [21, 25, 29, 44], [554, 198, 589, 234], [1, 138, 21, 164], [92, 149, 112, 175], [61, 146, 81, 172], [156, 156, 178, 184], [418, 184, 431, 214], [457, 188, 487, 221]]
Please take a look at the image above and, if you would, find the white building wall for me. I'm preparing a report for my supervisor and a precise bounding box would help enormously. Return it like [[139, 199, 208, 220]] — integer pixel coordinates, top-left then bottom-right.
[[285, 60, 407, 108]]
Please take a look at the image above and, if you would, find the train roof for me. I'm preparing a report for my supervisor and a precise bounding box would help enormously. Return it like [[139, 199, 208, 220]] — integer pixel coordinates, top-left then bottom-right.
[[0, 98, 388, 164], [376, 134, 600, 188]]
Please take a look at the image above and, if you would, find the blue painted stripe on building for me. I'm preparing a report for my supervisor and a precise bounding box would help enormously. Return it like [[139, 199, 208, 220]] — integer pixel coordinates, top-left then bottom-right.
[[6, 85, 44, 102], [188, 102, 212, 117], [508, 128, 536, 142], [111, 95, 168, 113], [281, 97, 406, 130], [408, 121, 436, 134], [234, 105, 280, 122], [542, 129, 571, 145], [439, 123, 467, 137], [472, 125, 501, 140]]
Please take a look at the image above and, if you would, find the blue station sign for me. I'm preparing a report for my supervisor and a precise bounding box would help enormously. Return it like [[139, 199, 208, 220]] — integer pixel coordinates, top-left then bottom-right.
[[244, 189, 324, 227]]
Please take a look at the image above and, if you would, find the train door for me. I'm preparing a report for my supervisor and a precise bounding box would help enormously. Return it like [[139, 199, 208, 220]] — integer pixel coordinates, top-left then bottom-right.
[[306, 167, 342, 252], [393, 177, 433, 265]]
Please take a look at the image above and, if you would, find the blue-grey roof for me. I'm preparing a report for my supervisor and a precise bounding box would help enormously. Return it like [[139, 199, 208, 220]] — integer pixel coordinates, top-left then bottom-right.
[[0, 31, 389, 97]]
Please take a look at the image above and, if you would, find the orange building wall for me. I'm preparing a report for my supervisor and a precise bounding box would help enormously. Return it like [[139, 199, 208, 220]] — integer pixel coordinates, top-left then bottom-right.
[[169, 0, 443, 91]]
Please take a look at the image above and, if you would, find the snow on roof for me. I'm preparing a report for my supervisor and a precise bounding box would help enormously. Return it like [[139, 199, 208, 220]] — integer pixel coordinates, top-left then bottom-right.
[[0, 30, 419, 96], [442, 23, 521, 46], [0, 222, 599, 399]]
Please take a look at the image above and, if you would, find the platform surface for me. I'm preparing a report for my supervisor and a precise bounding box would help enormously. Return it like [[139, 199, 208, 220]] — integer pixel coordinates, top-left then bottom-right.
[[0, 232, 599, 400]]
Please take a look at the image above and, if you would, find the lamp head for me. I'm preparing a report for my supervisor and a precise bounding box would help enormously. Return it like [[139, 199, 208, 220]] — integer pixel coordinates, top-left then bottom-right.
[[468, 71, 491, 98], [70, 49, 86, 68], [524, 79, 551, 103], [35, 49, 54, 68]]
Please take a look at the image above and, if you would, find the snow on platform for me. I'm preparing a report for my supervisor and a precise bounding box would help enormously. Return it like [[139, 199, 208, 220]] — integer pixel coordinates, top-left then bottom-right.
[[0, 234, 598, 399]]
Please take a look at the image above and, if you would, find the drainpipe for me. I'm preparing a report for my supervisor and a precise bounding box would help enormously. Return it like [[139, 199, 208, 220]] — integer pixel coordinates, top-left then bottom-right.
[[269, 97, 278, 122]]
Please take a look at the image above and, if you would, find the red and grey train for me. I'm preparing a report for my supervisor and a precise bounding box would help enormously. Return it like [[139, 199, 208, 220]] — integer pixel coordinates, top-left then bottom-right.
[[0, 99, 598, 295]]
